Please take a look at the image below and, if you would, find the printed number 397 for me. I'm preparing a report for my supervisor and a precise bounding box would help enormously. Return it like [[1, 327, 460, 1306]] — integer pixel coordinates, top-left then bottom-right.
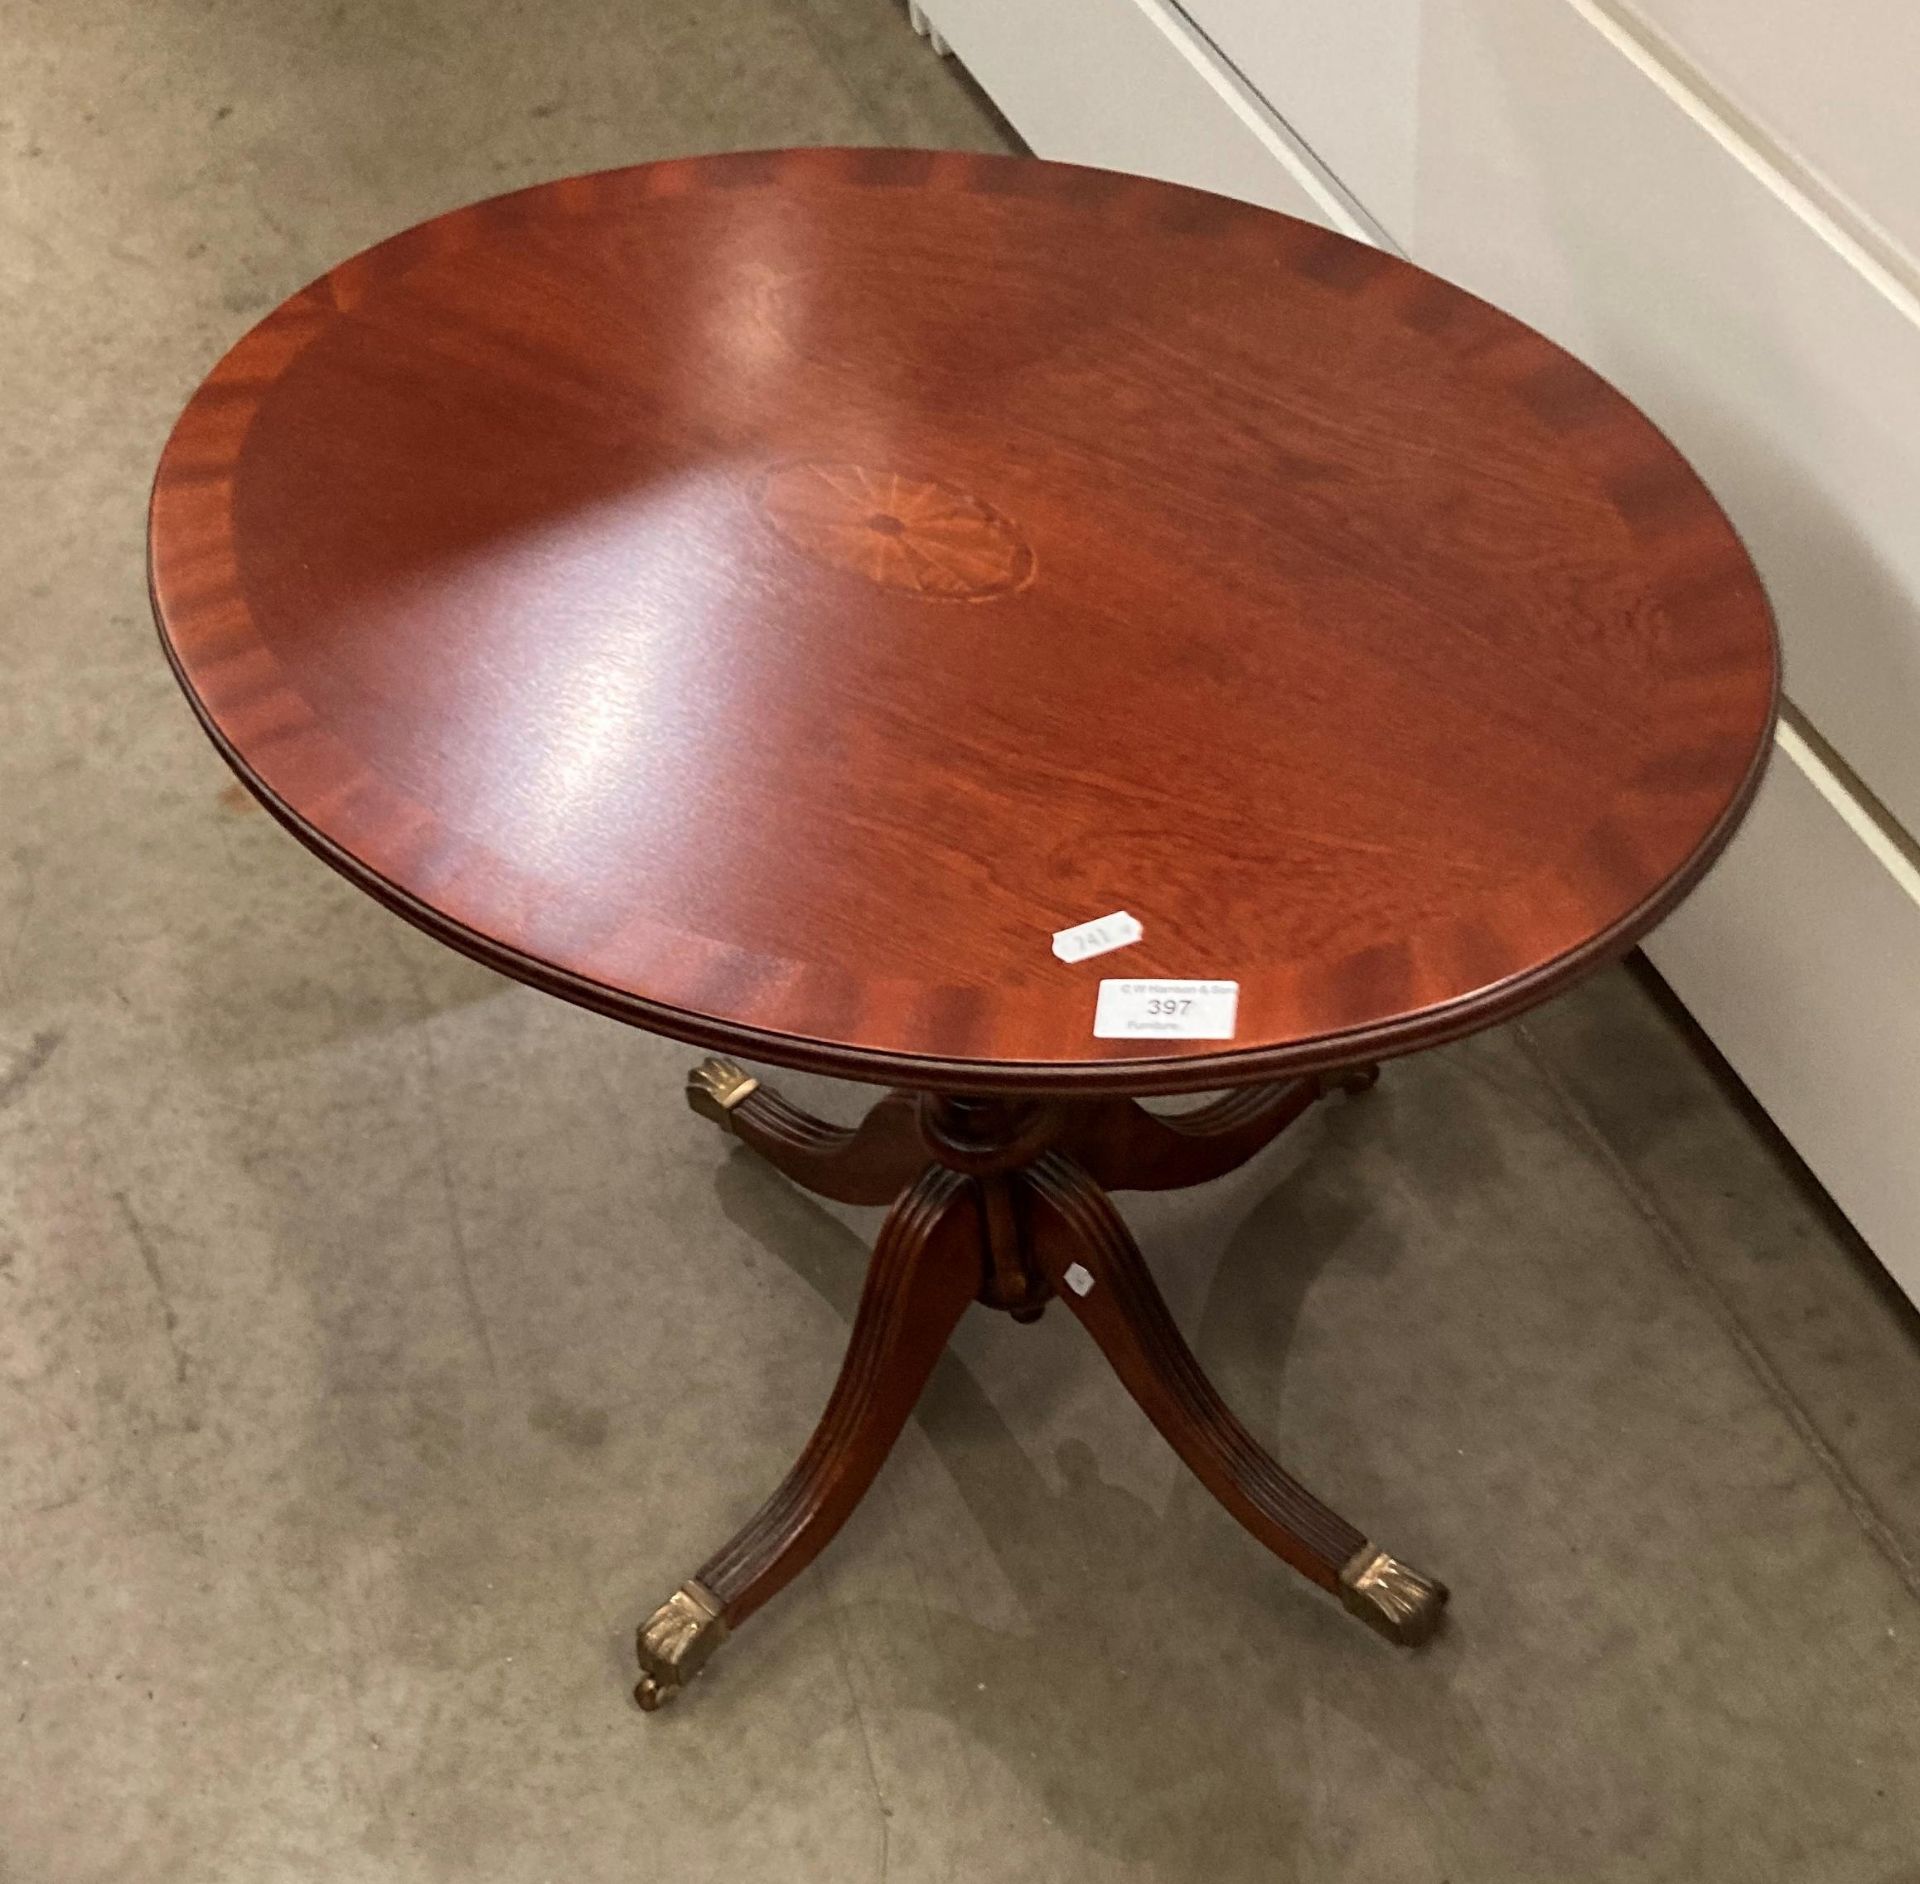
[[1147, 997, 1192, 1017]]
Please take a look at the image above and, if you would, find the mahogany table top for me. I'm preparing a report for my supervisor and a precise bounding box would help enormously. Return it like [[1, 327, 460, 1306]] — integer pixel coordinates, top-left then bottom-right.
[[149, 148, 1777, 1094]]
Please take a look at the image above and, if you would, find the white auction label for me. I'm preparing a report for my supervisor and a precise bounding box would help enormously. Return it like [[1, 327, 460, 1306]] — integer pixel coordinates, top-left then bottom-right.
[[1051, 910, 1143, 965], [1094, 979, 1239, 1040]]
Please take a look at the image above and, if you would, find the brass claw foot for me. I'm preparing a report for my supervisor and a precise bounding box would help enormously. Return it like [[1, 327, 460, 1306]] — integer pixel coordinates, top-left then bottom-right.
[[686, 1057, 760, 1132], [634, 1580, 729, 1712], [1339, 1544, 1448, 1646]]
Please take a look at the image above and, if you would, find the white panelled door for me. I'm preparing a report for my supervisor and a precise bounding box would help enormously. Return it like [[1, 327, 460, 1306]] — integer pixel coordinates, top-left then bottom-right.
[[907, 0, 1920, 1304]]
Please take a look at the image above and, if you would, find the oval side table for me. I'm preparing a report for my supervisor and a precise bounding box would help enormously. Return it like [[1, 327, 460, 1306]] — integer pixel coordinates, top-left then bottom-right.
[[148, 148, 1779, 1711]]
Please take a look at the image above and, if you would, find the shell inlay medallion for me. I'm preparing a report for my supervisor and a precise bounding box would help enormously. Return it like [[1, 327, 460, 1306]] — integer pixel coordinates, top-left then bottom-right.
[[753, 461, 1036, 602]]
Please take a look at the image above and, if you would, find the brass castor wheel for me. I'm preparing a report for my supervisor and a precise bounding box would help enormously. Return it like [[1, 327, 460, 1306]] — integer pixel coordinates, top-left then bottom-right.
[[635, 1580, 728, 1712], [686, 1057, 760, 1131], [1339, 1545, 1447, 1646]]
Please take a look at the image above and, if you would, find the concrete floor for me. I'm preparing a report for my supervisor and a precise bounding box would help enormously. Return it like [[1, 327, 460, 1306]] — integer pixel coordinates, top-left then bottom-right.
[[4, 1, 1919, 1878]]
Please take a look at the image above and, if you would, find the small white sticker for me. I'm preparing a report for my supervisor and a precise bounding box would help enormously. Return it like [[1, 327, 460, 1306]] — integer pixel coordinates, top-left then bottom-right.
[[1094, 979, 1239, 1040], [1051, 910, 1143, 965], [1064, 1262, 1095, 1296]]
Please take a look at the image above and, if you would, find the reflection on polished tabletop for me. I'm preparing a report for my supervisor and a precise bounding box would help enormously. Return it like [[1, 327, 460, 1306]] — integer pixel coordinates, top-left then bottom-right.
[[150, 147, 1776, 1094]]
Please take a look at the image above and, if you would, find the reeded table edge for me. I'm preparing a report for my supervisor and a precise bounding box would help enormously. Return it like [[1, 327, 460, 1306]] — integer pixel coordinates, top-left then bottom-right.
[[153, 541, 1779, 1097]]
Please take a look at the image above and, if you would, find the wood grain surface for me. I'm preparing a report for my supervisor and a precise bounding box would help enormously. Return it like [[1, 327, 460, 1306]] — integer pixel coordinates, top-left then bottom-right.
[[148, 147, 1778, 1093], [694, 1161, 982, 1627]]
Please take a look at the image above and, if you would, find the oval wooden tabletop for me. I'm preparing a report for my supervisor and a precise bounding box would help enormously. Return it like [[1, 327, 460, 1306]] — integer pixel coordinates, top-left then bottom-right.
[[149, 147, 1778, 1095]]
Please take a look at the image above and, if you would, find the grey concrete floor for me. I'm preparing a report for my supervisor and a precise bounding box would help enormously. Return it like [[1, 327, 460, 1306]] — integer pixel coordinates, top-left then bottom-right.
[[4, 1, 1919, 1879]]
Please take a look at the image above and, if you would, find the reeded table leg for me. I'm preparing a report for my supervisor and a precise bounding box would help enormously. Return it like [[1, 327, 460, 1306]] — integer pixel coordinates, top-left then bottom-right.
[[642, 1064, 1443, 1712], [687, 1056, 926, 1206], [635, 1163, 983, 1710], [1026, 1150, 1446, 1645]]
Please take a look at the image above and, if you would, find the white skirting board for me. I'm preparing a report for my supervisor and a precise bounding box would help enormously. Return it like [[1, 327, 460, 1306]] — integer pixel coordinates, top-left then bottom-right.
[[1644, 727, 1920, 1305], [905, 0, 1388, 241]]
